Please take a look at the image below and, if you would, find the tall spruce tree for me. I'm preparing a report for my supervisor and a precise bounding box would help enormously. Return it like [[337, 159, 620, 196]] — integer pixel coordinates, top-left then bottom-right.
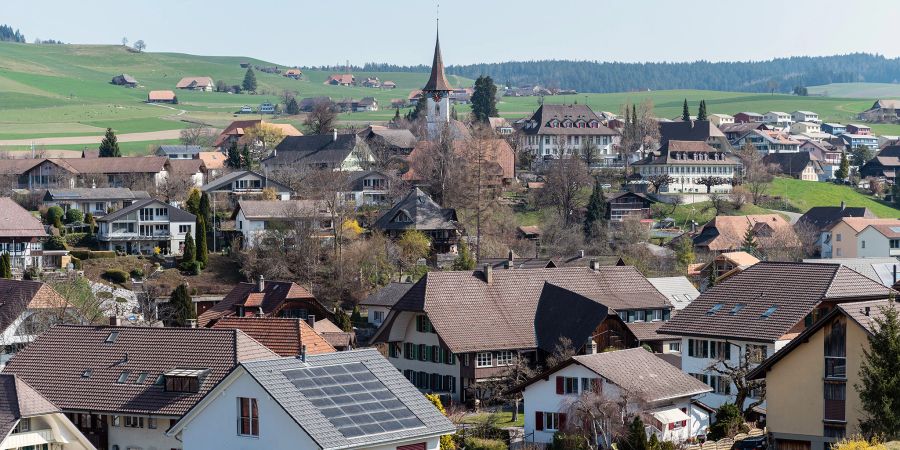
[[199, 192, 211, 220], [226, 142, 242, 169], [242, 68, 257, 93], [185, 189, 201, 215], [181, 232, 196, 267], [697, 100, 708, 121], [168, 283, 196, 327], [583, 177, 607, 237], [857, 302, 900, 439], [471, 75, 499, 122], [682, 99, 690, 121], [285, 97, 300, 115], [623, 416, 649, 450], [241, 145, 253, 170], [195, 216, 208, 268], [98, 128, 121, 157], [836, 152, 850, 180], [741, 225, 758, 255], [0, 253, 10, 279]]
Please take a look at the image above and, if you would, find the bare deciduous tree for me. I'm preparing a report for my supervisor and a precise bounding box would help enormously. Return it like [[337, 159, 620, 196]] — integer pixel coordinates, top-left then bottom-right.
[[565, 391, 637, 450], [736, 142, 774, 205], [541, 158, 591, 227], [303, 101, 338, 135], [647, 174, 674, 193], [706, 345, 766, 420], [179, 124, 216, 148]]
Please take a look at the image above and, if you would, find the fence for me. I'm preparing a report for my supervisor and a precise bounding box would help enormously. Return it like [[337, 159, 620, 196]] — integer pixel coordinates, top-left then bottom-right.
[[684, 428, 766, 450]]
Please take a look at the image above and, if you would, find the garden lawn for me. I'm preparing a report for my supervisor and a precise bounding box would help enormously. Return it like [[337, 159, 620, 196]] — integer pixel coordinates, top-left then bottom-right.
[[769, 177, 900, 218], [460, 410, 525, 428]]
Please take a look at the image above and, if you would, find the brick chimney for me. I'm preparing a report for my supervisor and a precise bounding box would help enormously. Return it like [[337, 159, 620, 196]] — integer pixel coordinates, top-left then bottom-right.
[[589, 260, 600, 271], [482, 264, 492, 284], [307, 314, 316, 328]]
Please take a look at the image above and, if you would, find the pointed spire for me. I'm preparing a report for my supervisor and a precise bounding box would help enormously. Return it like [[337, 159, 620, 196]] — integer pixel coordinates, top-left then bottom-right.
[[423, 27, 452, 92]]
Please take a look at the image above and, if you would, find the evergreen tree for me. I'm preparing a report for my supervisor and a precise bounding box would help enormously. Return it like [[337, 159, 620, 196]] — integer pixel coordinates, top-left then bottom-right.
[[393, 107, 400, 122], [98, 128, 121, 157], [350, 305, 364, 328], [226, 142, 242, 169], [242, 68, 257, 93], [0, 253, 10, 279], [185, 189, 201, 215], [241, 145, 253, 170], [583, 177, 607, 237], [741, 225, 758, 255], [84, 212, 95, 235], [706, 264, 717, 289], [836, 152, 850, 180], [334, 308, 352, 332], [708, 403, 745, 440], [682, 99, 690, 121], [168, 283, 195, 327], [471, 75, 499, 122], [622, 416, 649, 450], [285, 97, 300, 115], [858, 302, 900, 439], [406, 96, 427, 121], [452, 241, 476, 270], [674, 237, 695, 274], [195, 216, 208, 268], [199, 192, 211, 220], [181, 232, 196, 268], [697, 100, 708, 121]]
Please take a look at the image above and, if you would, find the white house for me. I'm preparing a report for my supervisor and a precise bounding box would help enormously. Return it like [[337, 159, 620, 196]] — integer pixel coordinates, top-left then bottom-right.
[[632, 140, 740, 193], [514, 348, 711, 445], [0, 374, 95, 450], [520, 104, 621, 163], [0, 279, 79, 367], [345, 170, 392, 207], [0, 197, 48, 271], [232, 199, 333, 248], [201, 170, 292, 201], [167, 349, 455, 450], [708, 114, 734, 127], [791, 111, 820, 124], [42, 188, 150, 218], [856, 224, 900, 258], [763, 111, 793, 127], [791, 121, 821, 135], [734, 129, 801, 154], [360, 282, 413, 326], [96, 198, 196, 255]]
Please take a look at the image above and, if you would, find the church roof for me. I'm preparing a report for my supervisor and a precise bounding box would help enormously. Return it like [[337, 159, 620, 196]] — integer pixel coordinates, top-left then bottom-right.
[[423, 32, 452, 92]]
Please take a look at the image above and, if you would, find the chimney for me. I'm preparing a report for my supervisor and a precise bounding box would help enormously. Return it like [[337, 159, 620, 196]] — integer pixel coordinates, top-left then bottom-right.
[[590, 259, 600, 271], [109, 316, 123, 326], [188, 319, 197, 328], [482, 263, 493, 284], [332, 128, 338, 142], [257, 275, 265, 293], [864, 306, 871, 317], [307, 314, 316, 328], [840, 201, 846, 211], [579, 249, 585, 259], [893, 265, 897, 284], [299, 344, 307, 362], [508, 249, 515, 264]]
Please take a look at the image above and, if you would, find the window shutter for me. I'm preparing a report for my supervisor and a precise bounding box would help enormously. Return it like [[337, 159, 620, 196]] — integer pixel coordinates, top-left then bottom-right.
[[688, 339, 694, 357], [556, 376, 564, 395], [669, 422, 675, 430], [559, 413, 567, 431], [535, 412, 544, 431]]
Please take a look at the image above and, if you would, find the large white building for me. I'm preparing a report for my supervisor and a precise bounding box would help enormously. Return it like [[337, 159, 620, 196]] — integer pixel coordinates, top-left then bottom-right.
[[96, 198, 195, 255], [763, 111, 793, 127], [633, 140, 740, 193], [519, 104, 621, 163]]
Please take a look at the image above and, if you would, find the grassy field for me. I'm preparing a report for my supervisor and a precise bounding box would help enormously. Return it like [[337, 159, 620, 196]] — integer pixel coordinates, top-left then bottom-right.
[[769, 177, 900, 218], [459, 410, 524, 428], [0, 139, 180, 156], [651, 201, 778, 228], [808, 82, 900, 99]]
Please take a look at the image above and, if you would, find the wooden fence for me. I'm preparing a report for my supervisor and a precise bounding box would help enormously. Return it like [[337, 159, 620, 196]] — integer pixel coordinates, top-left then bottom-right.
[[683, 428, 766, 450]]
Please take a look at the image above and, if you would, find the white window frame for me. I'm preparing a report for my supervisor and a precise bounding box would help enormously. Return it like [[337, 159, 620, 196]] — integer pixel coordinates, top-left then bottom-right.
[[495, 350, 514, 366], [544, 412, 560, 431], [237, 397, 259, 437], [475, 352, 493, 368]]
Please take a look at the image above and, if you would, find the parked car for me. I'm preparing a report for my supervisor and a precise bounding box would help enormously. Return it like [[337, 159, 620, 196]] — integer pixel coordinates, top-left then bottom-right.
[[732, 436, 767, 450]]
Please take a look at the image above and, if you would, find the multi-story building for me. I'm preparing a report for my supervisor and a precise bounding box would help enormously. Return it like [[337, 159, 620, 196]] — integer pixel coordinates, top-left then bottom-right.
[[374, 188, 461, 254], [633, 140, 740, 193], [519, 104, 620, 163], [791, 110, 821, 123], [370, 265, 673, 403], [659, 262, 892, 410], [824, 217, 900, 258], [197, 276, 334, 327], [0, 374, 95, 450], [763, 111, 794, 127], [0, 197, 48, 271], [748, 299, 892, 449], [3, 325, 278, 450], [201, 169, 292, 204], [42, 188, 150, 218], [797, 205, 875, 257], [734, 129, 801, 154], [734, 112, 764, 123], [345, 170, 392, 207], [792, 121, 821, 134], [707, 113, 734, 127], [821, 123, 847, 136], [840, 133, 878, 149], [846, 123, 872, 135], [96, 198, 195, 255], [232, 199, 333, 249]]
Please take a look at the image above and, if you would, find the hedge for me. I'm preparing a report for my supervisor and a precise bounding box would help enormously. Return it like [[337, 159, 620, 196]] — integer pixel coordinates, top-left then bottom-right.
[[69, 250, 116, 260], [103, 269, 129, 283]]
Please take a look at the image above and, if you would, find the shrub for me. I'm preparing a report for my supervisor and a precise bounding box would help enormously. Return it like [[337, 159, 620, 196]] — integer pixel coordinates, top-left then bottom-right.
[[45, 206, 64, 224], [180, 261, 202, 275], [69, 250, 90, 260], [44, 235, 67, 250], [550, 433, 589, 450], [70, 257, 82, 270], [22, 267, 40, 280], [65, 209, 83, 224], [708, 403, 748, 440], [831, 437, 886, 450], [89, 251, 116, 259], [462, 437, 507, 450], [104, 269, 129, 283], [129, 268, 144, 279]]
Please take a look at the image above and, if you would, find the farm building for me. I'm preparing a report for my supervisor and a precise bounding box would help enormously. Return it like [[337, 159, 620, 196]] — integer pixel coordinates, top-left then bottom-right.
[[175, 76, 214, 91], [147, 90, 177, 103], [859, 99, 900, 123], [110, 73, 137, 87]]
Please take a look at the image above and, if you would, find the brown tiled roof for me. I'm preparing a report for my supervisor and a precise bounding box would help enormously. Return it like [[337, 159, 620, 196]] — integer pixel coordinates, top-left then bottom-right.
[[243, 293, 265, 308], [833, 217, 900, 233], [0, 159, 43, 175], [0, 374, 60, 437], [423, 33, 452, 92], [175, 76, 214, 89], [198, 280, 329, 327], [211, 317, 335, 357], [521, 104, 618, 137], [387, 267, 669, 353], [234, 199, 330, 220], [2, 325, 277, 416], [0, 279, 71, 334], [0, 198, 47, 239], [869, 224, 900, 238], [197, 152, 225, 170], [58, 156, 168, 174], [693, 214, 797, 251], [313, 318, 344, 333], [625, 321, 670, 342], [148, 90, 175, 101], [167, 158, 204, 174], [658, 262, 894, 342]]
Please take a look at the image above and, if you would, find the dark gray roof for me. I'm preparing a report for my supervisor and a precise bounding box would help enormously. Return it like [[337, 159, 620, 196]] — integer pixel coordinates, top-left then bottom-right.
[[373, 188, 458, 232], [798, 206, 875, 231], [267, 135, 368, 168], [96, 199, 196, 223], [659, 120, 726, 144], [44, 188, 150, 202], [201, 170, 291, 193], [241, 349, 455, 449], [762, 152, 823, 177], [360, 283, 413, 308], [803, 258, 900, 287], [534, 282, 609, 353], [156, 145, 201, 156], [478, 257, 556, 270]]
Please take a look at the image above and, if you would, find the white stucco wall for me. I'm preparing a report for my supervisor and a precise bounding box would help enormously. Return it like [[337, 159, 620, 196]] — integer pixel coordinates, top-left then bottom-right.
[[107, 414, 181, 450], [386, 311, 461, 400], [679, 337, 777, 410], [857, 228, 895, 258]]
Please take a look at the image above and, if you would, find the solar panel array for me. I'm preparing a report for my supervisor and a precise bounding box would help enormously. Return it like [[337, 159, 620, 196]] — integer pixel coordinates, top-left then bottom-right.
[[284, 362, 425, 438]]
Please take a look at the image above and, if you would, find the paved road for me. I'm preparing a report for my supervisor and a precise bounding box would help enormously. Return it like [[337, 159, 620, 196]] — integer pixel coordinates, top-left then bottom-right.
[[772, 209, 803, 224], [0, 129, 184, 147]]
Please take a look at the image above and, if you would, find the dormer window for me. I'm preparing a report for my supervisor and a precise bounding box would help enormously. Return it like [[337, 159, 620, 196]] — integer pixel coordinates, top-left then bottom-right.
[[393, 211, 412, 223], [164, 368, 208, 393]]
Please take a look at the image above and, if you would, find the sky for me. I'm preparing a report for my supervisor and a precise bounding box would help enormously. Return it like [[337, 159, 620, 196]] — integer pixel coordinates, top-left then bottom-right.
[[7, 0, 900, 67]]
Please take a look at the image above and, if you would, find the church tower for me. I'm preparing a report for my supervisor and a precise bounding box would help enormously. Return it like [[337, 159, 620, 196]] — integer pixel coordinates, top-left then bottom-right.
[[423, 29, 452, 139]]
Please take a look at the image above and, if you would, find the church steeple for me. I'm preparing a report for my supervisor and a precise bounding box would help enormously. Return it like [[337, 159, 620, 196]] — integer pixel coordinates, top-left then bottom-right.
[[423, 30, 452, 92]]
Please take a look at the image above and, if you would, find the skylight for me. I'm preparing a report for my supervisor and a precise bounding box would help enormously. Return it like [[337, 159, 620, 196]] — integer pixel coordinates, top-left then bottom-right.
[[105, 331, 119, 343], [761, 306, 778, 318], [730, 304, 745, 315], [135, 373, 148, 384], [707, 304, 724, 315], [82, 369, 92, 378], [117, 371, 129, 383]]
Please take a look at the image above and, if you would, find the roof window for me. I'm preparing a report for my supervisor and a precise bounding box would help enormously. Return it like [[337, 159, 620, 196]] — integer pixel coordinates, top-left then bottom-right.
[[117, 371, 130, 383], [761, 306, 778, 318], [82, 369, 92, 378], [707, 304, 724, 315], [730, 304, 745, 315], [105, 331, 119, 343]]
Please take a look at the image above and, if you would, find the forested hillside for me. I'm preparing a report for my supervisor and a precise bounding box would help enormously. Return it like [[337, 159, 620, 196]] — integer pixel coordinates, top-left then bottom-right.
[[312, 53, 900, 94]]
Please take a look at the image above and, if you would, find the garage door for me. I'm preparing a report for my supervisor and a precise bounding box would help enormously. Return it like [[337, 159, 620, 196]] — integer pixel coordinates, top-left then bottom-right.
[[776, 439, 811, 450]]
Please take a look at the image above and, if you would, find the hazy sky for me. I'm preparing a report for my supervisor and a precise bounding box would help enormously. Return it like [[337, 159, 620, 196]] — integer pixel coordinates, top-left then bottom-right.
[[7, 0, 900, 66]]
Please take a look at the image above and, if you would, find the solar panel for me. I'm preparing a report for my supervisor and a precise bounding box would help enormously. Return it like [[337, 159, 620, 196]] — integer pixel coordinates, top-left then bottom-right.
[[284, 362, 425, 438]]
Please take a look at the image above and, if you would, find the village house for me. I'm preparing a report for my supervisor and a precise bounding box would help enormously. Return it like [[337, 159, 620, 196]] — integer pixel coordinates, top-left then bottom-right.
[[0, 278, 79, 366], [797, 204, 875, 257], [264, 132, 375, 172], [0, 197, 48, 272], [858, 99, 900, 123], [840, 133, 878, 150], [166, 158, 206, 187], [821, 123, 847, 136], [405, 139, 515, 186], [861, 145, 900, 181], [647, 276, 701, 311], [804, 258, 900, 288], [846, 123, 872, 135], [345, 170, 392, 207], [166, 349, 455, 450], [175, 76, 214, 91], [42, 188, 150, 218], [232, 200, 333, 249], [197, 151, 226, 179], [201, 169, 292, 203], [360, 282, 413, 327], [633, 140, 740, 193], [212, 119, 303, 151], [210, 316, 335, 357], [801, 140, 843, 179], [514, 348, 713, 445], [373, 188, 461, 254], [791, 121, 821, 135], [146, 90, 177, 103], [154, 145, 200, 160], [298, 97, 333, 112], [791, 111, 821, 123], [370, 265, 673, 403], [824, 217, 900, 258], [693, 214, 798, 254], [258, 102, 276, 114], [659, 120, 733, 152], [519, 104, 620, 163], [110, 74, 137, 88], [763, 111, 794, 127], [0, 374, 95, 450], [198, 276, 333, 328], [690, 251, 760, 290], [763, 152, 824, 181], [734, 112, 764, 123], [282, 68, 302, 79], [707, 113, 734, 127], [96, 198, 195, 255], [325, 74, 355, 86], [2, 325, 278, 450], [488, 117, 515, 135], [659, 262, 893, 410], [747, 299, 897, 449], [719, 122, 770, 144], [361, 76, 381, 88], [353, 97, 378, 112], [734, 129, 801, 154], [357, 125, 418, 157], [605, 191, 656, 222], [382, 80, 397, 89]]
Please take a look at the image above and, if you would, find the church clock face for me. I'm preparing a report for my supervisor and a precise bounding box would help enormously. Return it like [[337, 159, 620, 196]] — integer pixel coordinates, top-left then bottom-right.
[[431, 92, 443, 102]]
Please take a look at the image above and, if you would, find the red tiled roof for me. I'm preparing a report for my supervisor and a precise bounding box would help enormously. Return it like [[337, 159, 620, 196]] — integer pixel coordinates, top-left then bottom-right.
[[198, 281, 329, 327], [0, 198, 47, 239], [211, 317, 335, 357], [148, 90, 176, 101]]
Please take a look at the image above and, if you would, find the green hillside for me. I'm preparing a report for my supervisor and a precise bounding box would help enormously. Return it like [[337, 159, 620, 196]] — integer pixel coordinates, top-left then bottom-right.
[[808, 82, 900, 99], [770, 178, 900, 218]]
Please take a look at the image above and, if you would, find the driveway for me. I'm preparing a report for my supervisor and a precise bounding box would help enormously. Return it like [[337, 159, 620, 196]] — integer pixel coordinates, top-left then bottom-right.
[[772, 209, 803, 224]]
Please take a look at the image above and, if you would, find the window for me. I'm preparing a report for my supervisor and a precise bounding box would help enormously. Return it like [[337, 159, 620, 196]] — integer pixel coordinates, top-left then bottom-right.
[[761, 306, 778, 318], [836, 233, 842, 242], [891, 239, 900, 249], [825, 317, 847, 379], [495, 351, 514, 366], [147, 418, 157, 429], [373, 311, 385, 323], [13, 417, 30, 433], [117, 371, 129, 383], [165, 375, 200, 393], [730, 304, 745, 315], [707, 304, 724, 315], [861, 240, 866, 249], [709, 375, 731, 394], [476, 352, 492, 368], [124, 416, 144, 428], [389, 343, 400, 358], [544, 412, 560, 430], [238, 397, 259, 437], [415, 315, 435, 333], [430, 345, 441, 363], [110, 416, 121, 427], [564, 377, 579, 394], [179, 225, 191, 234], [687, 339, 709, 358], [106, 331, 120, 343], [404, 342, 415, 360], [135, 373, 148, 384], [418, 344, 428, 362], [668, 342, 681, 352]]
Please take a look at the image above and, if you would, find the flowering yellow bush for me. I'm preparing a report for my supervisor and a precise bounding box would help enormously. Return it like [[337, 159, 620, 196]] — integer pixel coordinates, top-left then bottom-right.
[[153, 246, 161, 255], [342, 219, 363, 237], [832, 436, 886, 450]]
